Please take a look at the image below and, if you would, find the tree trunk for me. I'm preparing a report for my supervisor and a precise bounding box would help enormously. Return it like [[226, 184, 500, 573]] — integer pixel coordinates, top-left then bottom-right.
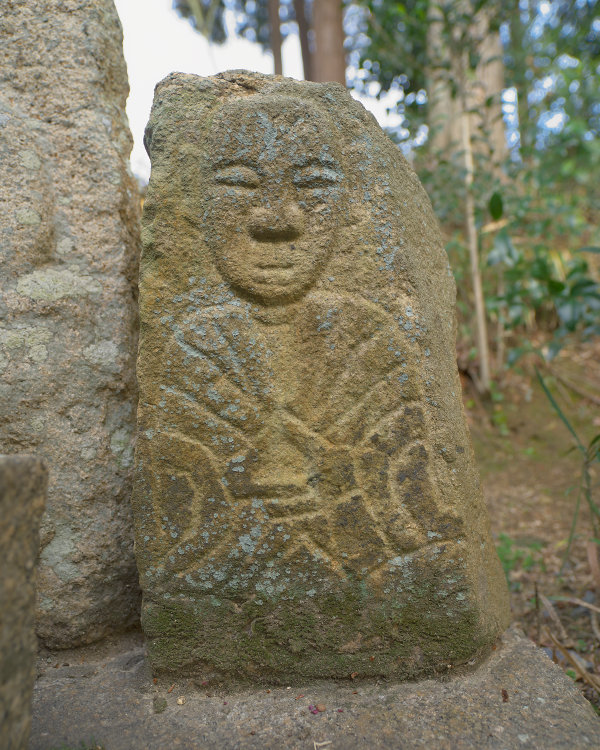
[[426, 2, 503, 392], [469, 9, 507, 170], [293, 0, 313, 81], [426, 1, 462, 155], [509, 0, 531, 155], [427, 2, 506, 170], [267, 0, 282, 75], [312, 0, 346, 85], [460, 50, 491, 393]]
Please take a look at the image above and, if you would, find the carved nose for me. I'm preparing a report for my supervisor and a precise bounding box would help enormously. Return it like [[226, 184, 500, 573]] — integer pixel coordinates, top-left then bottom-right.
[[248, 206, 303, 242]]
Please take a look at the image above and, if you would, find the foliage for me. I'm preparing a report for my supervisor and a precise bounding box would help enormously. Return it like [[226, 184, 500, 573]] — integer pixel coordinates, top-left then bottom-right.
[[487, 236, 600, 359], [173, 0, 228, 42], [229, 0, 298, 50], [347, 0, 429, 94], [496, 532, 545, 591], [489, 380, 509, 435], [504, 0, 600, 156], [419, 126, 599, 371], [351, 3, 599, 366], [173, 0, 298, 49], [173, 0, 348, 83], [535, 368, 600, 563], [348, 0, 500, 145], [349, 0, 600, 152]]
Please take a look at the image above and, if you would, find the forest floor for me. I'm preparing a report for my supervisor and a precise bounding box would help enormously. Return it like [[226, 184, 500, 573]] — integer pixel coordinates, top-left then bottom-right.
[[466, 339, 600, 712]]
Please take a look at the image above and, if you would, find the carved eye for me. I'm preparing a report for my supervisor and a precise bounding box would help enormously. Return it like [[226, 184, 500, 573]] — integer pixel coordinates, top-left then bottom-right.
[[214, 166, 260, 187], [293, 167, 342, 188]]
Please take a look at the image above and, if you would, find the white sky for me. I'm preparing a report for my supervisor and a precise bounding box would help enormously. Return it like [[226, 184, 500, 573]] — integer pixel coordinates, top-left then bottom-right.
[[113, 0, 402, 181]]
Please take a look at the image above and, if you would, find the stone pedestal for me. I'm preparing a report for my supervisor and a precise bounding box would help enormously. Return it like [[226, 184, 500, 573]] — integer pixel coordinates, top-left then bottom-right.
[[0, 455, 46, 750], [28, 628, 600, 749]]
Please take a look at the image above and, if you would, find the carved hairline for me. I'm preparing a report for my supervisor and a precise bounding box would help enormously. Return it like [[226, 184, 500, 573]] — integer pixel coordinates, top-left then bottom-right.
[[144, 71, 377, 159]]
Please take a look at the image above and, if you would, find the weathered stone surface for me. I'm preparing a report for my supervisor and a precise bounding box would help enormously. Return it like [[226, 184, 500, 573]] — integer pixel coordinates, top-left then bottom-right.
[[0, 455, 47, 750], [133, 70, 509, 680], [29, 628, 600, 749], [0, 0, 141, 647]]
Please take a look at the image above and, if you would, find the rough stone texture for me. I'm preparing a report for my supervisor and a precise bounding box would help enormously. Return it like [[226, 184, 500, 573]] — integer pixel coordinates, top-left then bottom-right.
[[133, 70, 509, 680], [0, 0, 141, 647], [1, 455, 47, 750], [29, 628, 600, 749]]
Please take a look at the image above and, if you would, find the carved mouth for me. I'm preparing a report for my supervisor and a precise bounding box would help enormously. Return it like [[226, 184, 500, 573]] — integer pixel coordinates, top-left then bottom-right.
[[249, 226, 301, 243], [252, 265, 297, 284], [256, 262, 294, 270]]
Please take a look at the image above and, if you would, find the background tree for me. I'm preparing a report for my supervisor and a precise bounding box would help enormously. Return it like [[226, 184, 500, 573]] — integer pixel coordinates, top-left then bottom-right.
[[174, 0, 347, 84], [349, 0, 599, 388], [313, 0, 346, 83], [174, 0, 599, 389], [268, 0, 283, 74], [427, 0, 508, 390], [349, 0, 509, 390]]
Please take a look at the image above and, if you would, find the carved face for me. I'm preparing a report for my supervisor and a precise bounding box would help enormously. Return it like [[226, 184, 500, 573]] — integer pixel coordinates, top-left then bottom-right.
[[204, 96, 346, 304]]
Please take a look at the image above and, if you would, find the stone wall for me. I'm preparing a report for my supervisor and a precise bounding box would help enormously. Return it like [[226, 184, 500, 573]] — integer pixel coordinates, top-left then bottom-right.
[[0, 0, 140, 647]]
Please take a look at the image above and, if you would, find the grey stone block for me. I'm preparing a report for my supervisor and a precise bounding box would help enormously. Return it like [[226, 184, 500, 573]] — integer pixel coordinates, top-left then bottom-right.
[[1, 455, 46, 750], [29, 627, 600, 749]]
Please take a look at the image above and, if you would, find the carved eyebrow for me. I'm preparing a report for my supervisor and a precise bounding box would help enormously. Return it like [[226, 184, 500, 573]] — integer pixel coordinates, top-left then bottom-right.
[[292, 167, 342, 186], [213, 156, 259, 168], [214, 165, 260, 187], [292, 155, 336, 168]]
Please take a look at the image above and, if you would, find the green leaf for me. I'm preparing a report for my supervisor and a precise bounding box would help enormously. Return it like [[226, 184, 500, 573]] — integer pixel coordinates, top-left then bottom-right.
[[489, 191, 503, 221], [578, 246, 600, 254], [547, 279, 566, 295], [488, 229, 518, 267], [535, 368, 585, 453], [570, 279, 598, 293], [507, 344, 542, 366]]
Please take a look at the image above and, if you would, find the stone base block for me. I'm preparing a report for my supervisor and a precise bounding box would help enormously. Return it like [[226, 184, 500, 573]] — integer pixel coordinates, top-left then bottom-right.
[[30, 627, 600, 749]]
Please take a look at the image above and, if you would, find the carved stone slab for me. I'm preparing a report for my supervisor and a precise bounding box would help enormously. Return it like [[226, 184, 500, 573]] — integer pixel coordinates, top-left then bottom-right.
[[132, 71, 509, 680]]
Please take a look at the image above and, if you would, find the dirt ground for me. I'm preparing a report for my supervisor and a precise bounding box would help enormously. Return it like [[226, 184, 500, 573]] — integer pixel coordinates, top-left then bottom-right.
[[466, 340, 600, 711]]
